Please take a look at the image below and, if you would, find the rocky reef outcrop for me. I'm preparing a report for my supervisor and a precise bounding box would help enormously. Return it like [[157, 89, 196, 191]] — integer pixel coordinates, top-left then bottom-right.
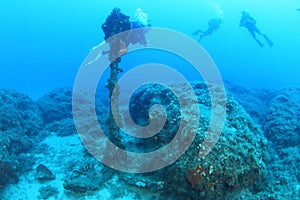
[[1, 83, 299, 199], [0, 89, 43, 189], [36, 87, 73, 124], [123, 82, 268, 199], [264, 87, 300, 149], [224, 81, 277, 127]]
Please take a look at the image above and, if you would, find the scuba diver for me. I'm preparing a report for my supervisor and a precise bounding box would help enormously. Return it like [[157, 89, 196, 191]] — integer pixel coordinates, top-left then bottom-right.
[[125, 8, 151, 47], [192, 18, 223, 42], [239, 11, 273, 47]]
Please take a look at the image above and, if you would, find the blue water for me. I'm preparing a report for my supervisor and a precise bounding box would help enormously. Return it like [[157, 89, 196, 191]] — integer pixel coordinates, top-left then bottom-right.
[[0, 0, 300, 99]]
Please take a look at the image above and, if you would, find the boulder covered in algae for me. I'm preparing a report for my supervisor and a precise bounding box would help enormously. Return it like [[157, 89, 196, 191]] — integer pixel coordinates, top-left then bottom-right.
[[36, 87, 73, 124], [264, 87, 300, 149], [125, 82, 268, 199], [0, 89, 43, 189]]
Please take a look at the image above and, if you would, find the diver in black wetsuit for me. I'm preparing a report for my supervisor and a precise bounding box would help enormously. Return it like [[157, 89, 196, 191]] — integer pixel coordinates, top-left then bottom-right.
[[193, 18, 223, 42], [239, 11, 273, 47]]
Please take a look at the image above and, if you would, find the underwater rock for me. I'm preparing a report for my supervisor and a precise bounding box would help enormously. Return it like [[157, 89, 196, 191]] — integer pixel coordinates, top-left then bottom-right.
[[38, 185, 59, 199], [37, 87, 108, 126], [35, 164, 55, 181], [0, 130, 34, 189], [125, 83, 181, 152], [45, 118, 77, 136], [0, 89, 43, 189], [175, 96, 267, 199], [63, 159, 113, 193], [123, 82, 267, 199], [0, 89, 43, 135], [0, 131, 10, 160], [0, 161, 18, 188], [0, 128, 35, 178], [264, 87, 300, 185], [265, 87, 300, 149], [224, 81, 277, 126], [135, 180, 147, 188], [36, 87, 73, 124], [1, 129, 34, 156]]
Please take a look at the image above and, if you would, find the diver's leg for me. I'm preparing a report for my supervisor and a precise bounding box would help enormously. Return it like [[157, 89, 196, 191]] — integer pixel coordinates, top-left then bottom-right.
[[254, 27, 274, 47], [262, 34, 274, 47], [192, 29, 205, 35], [204, 28, 214, 36], [249, 30, 264, 47], [197, 28, 214, 42], [253, 26, 274, 47], [253, 26, 262, 35], [257, 31, 274, 47], [198, 34, 204, 42]]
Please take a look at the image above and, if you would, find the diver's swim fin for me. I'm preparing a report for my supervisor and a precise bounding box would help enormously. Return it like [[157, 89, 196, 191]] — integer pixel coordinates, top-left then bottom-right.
[[198, 35, 204, 42], [263, 35, 274, 47]]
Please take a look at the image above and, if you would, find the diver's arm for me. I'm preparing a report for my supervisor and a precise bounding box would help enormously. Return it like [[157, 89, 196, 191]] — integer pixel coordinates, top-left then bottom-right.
[[86, 41, 108, 66]]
